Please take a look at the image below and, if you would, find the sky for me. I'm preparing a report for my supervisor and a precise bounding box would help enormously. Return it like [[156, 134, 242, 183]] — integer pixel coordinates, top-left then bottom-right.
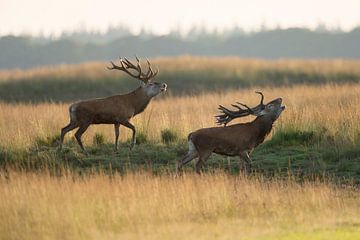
[[1, 0, 360, 36]]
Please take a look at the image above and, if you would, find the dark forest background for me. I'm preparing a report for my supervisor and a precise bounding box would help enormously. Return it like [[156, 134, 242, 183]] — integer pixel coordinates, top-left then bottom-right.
[[1, 25, 360, 69]]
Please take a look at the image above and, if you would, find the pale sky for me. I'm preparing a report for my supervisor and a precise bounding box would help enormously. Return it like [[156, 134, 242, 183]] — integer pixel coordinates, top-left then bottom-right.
[[1, 0, 360, 36]]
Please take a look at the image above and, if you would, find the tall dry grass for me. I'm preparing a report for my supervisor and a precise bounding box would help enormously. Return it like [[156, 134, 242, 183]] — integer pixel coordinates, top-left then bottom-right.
[[0, 171, 359, 240], [1, 56, 360, 82], [0, 83, 360, 149]]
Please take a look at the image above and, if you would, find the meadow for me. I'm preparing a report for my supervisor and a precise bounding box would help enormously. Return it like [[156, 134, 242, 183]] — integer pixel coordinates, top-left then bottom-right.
[[0, 57, 360, 239], [1, 171, 359, 240], [1, 83, 360, 180]]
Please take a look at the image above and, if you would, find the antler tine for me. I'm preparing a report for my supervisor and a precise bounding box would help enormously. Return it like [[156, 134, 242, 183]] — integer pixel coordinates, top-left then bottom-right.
[[143, 58, 159, 80], [218, 105, 237, 116], [133, 55, 142, 77], [236, 102, 254, 113], [215, 91, 267, 126], [107, 61, 117, 70], [215, 110, 232, 125], [123, 57, 139, 71], [119, 57, 127, 69], [231, 104, 242, 110], [215, 115, 230, 126], [108, 56, 158, 83], [107, 59, 127, 71], [255, 91, 264, 106], [215, 103, 253, 126], [148, 67, 154, 79], [146, 58, 158, 80], [121, 57, 141, 78], [144, 58, 152, 78]]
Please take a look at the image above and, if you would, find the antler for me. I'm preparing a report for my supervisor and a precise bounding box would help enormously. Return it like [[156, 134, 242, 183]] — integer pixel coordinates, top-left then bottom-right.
[[215, 91, 266, 126], [107, 56, 158, 83]]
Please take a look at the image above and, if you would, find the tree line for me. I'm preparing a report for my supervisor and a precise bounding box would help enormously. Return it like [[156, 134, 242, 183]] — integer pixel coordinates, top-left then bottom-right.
[[1, 27, 360, 69]]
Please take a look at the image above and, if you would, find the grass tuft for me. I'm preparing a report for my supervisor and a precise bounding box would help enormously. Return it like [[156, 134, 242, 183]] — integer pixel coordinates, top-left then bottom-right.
[[93, 132, 106, 146], [161, 128, 179, 144]]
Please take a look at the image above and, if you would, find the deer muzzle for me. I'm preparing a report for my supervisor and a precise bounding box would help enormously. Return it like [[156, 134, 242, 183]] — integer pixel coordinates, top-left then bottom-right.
[[160, 83, 167, 92]]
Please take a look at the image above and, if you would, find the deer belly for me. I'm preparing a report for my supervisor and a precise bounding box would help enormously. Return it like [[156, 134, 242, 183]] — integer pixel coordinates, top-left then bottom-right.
[[213, 145, 240, 156], [92, 113, 117, 124]]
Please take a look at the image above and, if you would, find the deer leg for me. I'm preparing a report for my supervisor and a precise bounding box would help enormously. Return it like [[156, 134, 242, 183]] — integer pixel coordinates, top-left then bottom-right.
[[75, 123, 90, 154], [114, 123, 120, 151], [195, 151, 212, 174], [59, 122, 78, 150], [239, 152, 252, 175], [122, 121, 136, 150]]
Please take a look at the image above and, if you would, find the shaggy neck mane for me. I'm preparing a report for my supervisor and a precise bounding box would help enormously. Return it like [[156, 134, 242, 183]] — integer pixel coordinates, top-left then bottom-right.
[[132, 87, 152, 115], [252, 115, 274, 146]]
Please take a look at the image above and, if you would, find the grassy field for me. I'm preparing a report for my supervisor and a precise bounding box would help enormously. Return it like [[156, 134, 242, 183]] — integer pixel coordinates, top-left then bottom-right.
[[0, 171, 359, 240], [0, 83, 360, 180], [1, 57, 360, 239]]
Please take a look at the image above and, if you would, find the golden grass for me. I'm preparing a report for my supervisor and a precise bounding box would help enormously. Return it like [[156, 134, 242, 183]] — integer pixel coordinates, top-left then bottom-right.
[[0, 83, 360, 149], [1, 56, 360, 81], [0, 171, 359, 240]]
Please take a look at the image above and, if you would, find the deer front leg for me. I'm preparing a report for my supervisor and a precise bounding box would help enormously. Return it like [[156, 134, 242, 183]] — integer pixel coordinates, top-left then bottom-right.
[[239, 151, 252, 175], [122, 121, 136, 150], [114, 123, 120, 151]]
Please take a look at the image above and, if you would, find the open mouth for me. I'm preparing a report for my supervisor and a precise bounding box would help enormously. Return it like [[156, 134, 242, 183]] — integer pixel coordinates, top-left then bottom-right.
[[160, 87, 167, 92]]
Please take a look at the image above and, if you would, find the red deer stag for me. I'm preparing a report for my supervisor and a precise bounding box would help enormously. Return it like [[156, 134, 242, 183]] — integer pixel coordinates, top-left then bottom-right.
[[59, 57, 167, 153], [177, 92, 285, 174]]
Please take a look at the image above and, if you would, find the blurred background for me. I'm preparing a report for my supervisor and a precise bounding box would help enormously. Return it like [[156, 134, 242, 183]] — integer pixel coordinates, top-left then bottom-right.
[[1, 0, 360, 69]]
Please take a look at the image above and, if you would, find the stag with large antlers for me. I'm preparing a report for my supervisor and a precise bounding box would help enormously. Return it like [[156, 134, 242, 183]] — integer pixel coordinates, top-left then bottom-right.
[[177, 92, 285, 174], [59, 57, 167, 153]]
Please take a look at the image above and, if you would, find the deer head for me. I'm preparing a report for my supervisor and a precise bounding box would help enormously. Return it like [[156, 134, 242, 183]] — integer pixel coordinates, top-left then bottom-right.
[[216, 92, 285, 126], [108, 56, 167, 97]]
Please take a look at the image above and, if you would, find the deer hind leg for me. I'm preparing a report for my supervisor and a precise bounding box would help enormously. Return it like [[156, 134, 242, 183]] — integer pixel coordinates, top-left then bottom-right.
[[114, 123, 120, 151], [59, 122, 78, 150], [75, 123, 90, 154], [177, 140, 198, 173], [59, 105, 79, 150], [195, 150, 212, 174], [239, 151, 252, 175]]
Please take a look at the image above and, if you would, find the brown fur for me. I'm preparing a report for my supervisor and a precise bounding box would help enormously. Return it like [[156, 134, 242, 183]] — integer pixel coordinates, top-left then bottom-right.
[[177, 97, 284, 174], [59, 82, 166, 153], [71, 87, 151, 125], [191, 116, 273, 157]]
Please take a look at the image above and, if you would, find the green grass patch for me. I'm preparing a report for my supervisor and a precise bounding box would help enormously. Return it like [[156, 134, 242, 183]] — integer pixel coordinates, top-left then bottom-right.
[[161, 128, 180, 144], [1, 128, 360, 184]]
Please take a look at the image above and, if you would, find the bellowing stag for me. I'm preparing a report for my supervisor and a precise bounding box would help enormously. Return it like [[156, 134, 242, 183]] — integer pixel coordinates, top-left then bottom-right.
[[59, 57, 167, 153], [177, 92, 285, 174]]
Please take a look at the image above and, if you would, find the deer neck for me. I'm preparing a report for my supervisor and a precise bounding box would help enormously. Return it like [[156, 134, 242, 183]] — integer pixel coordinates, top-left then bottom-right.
[[131, 87, 152, 115], [252, 115, 275, 146]]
